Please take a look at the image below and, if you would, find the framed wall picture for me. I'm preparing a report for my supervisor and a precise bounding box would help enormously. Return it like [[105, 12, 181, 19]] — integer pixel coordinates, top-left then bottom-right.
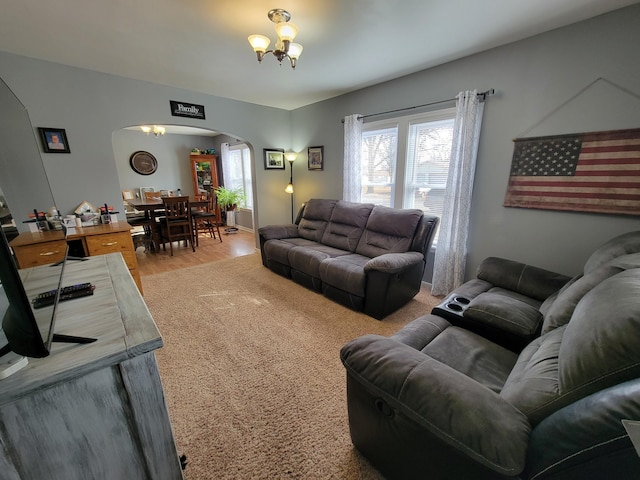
[[38, 127, 70, 153], [264, 148, 285, 169], [308, 146, 324, 170]]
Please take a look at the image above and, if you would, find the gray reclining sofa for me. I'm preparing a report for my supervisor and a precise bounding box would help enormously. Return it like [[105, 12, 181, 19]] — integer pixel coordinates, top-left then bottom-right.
[[258, 199, 439, 319], [341, 231, 640, 479], [433, 230, 640, 351]]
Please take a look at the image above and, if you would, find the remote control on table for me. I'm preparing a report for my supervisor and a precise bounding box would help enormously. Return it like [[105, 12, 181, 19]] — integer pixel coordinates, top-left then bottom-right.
[[32, 283, 95, 309]]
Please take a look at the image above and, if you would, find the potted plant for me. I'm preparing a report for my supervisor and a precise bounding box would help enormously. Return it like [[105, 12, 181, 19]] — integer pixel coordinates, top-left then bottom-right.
[[214, 186, 246, 211], [214, 186, 246, 228]]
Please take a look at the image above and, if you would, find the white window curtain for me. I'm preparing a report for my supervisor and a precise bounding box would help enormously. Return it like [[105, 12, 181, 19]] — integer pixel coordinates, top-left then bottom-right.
[[220, 142, 231, 185], [343, 114, 363, 201], [431, 90, 485, 296]]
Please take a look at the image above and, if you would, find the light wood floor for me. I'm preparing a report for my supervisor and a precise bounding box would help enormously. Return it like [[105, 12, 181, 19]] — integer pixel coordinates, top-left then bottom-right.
[[135, 229, 258, 276]]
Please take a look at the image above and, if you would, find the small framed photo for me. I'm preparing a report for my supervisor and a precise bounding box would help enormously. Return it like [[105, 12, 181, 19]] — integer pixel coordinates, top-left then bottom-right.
[[264, 148, 285, 169], [38, 127, 70, 153], [308, 146, 324, 170]]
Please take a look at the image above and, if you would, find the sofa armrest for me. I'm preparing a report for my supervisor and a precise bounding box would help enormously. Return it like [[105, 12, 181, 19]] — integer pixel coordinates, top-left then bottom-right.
[[477, 257, 572, 301], [340, 335, 531, 476], [364, 251, 424, 274], [258, 224, 300, 241]]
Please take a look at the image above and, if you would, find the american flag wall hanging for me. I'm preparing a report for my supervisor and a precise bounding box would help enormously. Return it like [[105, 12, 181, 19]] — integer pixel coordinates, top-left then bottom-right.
[[503, 128, 640, 216]]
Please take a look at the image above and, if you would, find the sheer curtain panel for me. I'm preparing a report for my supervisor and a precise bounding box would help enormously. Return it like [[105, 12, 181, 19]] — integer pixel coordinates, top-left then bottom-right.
[[343, 114, 363, 202], [431, 90, 485, 296], [221, 142, 231, 185]]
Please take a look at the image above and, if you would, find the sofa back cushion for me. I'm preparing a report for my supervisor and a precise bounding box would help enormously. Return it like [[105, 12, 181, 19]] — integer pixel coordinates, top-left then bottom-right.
[[501, 269, 640, 425], [355, 205, 423, 258], [297, 199, 337, 242], [320, 200, 374, 252], [583, 230, 640, 274], [477, 257, 570, 301]]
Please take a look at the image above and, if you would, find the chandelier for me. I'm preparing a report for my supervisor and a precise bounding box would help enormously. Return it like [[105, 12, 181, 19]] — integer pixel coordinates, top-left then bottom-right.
[[140, 125, 165, 137], [248, 9, 303, 69]]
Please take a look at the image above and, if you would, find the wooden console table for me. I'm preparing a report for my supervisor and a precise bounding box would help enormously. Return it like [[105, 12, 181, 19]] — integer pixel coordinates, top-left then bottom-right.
[[0, 254, 183, 480], [9, 222, 142, 294]]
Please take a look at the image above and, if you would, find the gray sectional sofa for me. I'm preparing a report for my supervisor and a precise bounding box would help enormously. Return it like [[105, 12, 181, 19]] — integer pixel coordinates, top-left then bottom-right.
[[258, 199, 439, 319], [433, 230, 640, 351], [340, 230, 640, 479]]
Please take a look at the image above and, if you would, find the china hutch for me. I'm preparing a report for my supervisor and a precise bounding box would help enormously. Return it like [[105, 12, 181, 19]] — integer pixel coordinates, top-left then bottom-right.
[[190, 154, 219, 197]]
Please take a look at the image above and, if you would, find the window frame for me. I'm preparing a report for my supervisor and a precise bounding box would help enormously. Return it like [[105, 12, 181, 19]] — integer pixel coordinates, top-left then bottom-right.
[[361, 107, 456, 209]]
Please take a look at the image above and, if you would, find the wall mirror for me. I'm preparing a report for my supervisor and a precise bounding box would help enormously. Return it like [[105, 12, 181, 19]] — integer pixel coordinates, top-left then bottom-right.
[[0, 75, 69, 366], [0, 76, 57, 232]]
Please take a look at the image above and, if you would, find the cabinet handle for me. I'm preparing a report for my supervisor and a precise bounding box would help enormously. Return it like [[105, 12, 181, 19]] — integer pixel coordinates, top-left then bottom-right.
[[102, 241, 118, 246], [40, 250, 60, 256]]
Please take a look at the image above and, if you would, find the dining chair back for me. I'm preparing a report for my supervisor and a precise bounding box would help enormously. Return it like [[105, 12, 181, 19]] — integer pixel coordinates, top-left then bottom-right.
[[192, 193, 223, 245], [159, 196, 195, 256]]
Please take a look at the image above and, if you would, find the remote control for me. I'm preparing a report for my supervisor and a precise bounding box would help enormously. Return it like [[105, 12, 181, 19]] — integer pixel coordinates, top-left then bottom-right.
[[32, 283, 95, 309]]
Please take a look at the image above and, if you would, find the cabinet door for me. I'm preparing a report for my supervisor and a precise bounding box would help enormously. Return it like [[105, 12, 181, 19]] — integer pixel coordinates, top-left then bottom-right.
[[85, 232, 142, 293]]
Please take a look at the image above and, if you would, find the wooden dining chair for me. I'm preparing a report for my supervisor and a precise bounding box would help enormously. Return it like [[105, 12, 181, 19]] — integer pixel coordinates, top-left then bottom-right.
[[192, 193, 222, 245], [159, 196, 195, 256]]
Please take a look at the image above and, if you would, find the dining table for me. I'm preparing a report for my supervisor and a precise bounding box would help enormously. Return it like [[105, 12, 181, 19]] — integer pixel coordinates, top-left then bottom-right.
[[126, 196, 208, 252]]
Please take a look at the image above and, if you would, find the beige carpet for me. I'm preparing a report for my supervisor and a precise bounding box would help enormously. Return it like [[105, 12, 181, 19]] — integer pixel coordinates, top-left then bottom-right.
[[142, 253, 441, 479]]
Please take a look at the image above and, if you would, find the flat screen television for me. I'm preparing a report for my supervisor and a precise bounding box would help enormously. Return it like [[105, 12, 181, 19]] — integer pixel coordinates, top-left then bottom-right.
[[0, 226, 96, 375]]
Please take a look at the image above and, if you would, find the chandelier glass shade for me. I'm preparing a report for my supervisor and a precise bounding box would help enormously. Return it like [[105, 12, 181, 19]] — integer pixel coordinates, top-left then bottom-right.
[[140, 125, 165, 137], [248, 9, 303, 69]]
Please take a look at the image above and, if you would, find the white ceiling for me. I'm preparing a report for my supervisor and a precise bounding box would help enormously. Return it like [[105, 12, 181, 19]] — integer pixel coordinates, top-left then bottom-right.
[[1, 0, 638, 111]]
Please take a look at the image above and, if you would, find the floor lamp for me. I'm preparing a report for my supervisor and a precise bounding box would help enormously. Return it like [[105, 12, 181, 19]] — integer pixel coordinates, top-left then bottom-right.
[[284, 152, 297, 223]]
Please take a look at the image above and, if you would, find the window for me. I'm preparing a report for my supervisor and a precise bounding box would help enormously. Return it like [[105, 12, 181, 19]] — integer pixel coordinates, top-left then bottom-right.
[[361, 108, 455, 241], [226, 144, 253, 209]]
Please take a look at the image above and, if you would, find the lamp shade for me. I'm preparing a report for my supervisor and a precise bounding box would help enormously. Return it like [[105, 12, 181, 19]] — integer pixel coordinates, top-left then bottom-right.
[[287, 43, 303, 60], [284, 152, 297, 162], [285, 183, 294, 194], [248, 34, 270, 52], [275, 22, 298, 42]]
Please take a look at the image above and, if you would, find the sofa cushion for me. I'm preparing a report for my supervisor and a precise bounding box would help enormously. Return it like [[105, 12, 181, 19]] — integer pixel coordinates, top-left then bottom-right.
[[477, 257, 570, 301], [500, 326, 564, 425], [263, 238, 320, 266], [288, 245, 350, 278], [559, 269, 640, 397], [503, 269, 640, 425], [320, 200, 373, 252], [356, 205, 423, 258], [464, 292, 544, 338], [583, 230, 640, 274], [319, 254, 370, 297], [297, 199, 337, 242], [422, 326, 518, 393], [541, 265, 624, 335]]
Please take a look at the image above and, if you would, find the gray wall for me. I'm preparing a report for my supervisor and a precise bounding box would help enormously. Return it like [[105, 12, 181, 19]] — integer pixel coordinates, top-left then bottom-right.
[[289, 4, 640, 279], [0, 54, 293, 235], [1, 4, 639, 278], [113, 130, 217, 197]]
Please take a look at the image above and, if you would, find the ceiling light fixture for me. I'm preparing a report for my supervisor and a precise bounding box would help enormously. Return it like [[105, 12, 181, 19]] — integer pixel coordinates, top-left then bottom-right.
[[248, 9, 303, 69], [140, 125, 166, 137]]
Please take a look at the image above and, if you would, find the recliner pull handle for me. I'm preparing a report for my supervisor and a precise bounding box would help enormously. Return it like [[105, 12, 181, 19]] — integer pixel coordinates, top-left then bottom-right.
[[375, 398, 394, 417]]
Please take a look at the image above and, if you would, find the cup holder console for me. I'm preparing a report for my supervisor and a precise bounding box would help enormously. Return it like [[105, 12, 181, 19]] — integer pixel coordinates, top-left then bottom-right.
[[432, 293, 472, 320]]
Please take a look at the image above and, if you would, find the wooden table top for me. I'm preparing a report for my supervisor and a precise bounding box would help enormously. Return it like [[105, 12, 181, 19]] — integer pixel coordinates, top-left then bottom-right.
[[127, 197, 207, 210]]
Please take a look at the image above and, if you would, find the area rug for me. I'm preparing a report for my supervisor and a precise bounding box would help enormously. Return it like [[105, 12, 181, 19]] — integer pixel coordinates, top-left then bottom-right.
[[142, 253, 441, 479]]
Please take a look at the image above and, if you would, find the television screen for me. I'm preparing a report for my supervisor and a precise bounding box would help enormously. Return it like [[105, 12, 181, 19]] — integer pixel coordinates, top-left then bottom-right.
[[0, 226, 58, 358]]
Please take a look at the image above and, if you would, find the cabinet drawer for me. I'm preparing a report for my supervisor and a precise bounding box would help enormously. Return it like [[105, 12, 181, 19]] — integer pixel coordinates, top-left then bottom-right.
[[85, 232, 133, 257], [13, 240, 67, 268]]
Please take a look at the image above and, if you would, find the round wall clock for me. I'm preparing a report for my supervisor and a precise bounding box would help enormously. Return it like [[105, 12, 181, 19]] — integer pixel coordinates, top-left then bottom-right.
[[129, 151, 158, 175]]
